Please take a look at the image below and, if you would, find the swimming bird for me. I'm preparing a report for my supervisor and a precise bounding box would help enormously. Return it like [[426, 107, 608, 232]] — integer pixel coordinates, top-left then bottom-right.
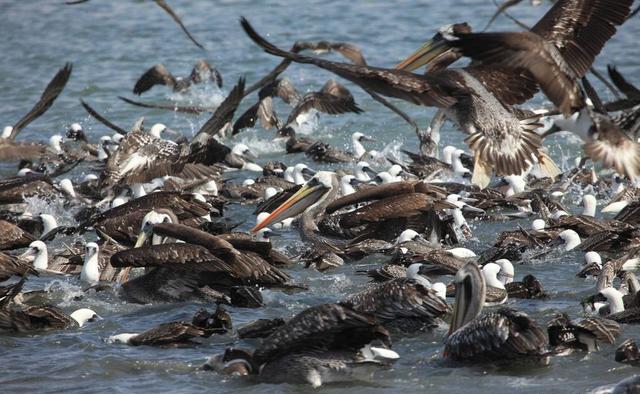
[[341, 263, 450, 332], [0, 280, 99, 333], [108, 307, 233, 347], [443, 262, 548, 364], [133, 60, 222, 95], [615, 339, 640, 365], [547, 313, 620, 354], [205, 303, 396, 387], [80, 242, 101, 286], [591, 287, 640, 323]]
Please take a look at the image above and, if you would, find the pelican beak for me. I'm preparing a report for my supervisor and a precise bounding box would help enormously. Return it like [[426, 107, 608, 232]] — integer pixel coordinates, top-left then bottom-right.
[[395, 35, 451, 72], [251, 179, 328, 233], [448, 285, 463, 337]]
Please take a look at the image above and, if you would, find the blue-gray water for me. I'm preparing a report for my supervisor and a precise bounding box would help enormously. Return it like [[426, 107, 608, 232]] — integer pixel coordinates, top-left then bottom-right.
[[0, 1, 639, 393]]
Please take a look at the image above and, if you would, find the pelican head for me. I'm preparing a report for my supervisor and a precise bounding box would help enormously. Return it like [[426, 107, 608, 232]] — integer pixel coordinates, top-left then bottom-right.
[[395, 22, 471, 72], [69, 308, 101, 327], [449, 262, 485, 336], [135, 210, 175, 247], [251, 171, 337, 233]]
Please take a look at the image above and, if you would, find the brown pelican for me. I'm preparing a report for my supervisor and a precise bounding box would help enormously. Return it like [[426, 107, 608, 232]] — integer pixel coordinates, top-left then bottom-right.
[[232, 77, 300, 134], [443, 262, 548, 364], [83, 192, 211, 246], [107, 307, 230, 347], [205, 303, 397, 387], [252, 171, 345, 271], [0, 253, 37, 282], [112, 221, 292, 305], [0, 220, 35, 251], [68, 0, 206, 48], [0, 280, 99, 333], [277, 79, 363, 133], [547, 313, 620, 353], [0, 63, 72, 162], [240, 19, 558, 188], [340, 263, 450, 332], [439, 0, 637, 179], [133, 60, 222, 95]]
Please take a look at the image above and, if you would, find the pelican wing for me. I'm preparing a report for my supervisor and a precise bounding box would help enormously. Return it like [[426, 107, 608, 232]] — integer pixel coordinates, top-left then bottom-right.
[[341, 278, 451, 321], [80, 100, 128, 135], [444, 308, 547, 361], [253, 303, 386, 365], [241, 18, 460, 109], [11, 63, 72, 139], [153, 0, 205, 50], [531, 0, 633, 77], [118, 96, 211, 114], [133, 64, 176, 95], [130, 322, 206, 346]]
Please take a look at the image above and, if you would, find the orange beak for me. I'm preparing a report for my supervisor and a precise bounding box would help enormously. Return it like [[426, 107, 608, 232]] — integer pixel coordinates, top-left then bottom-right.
[[251, 181, 328, 233]]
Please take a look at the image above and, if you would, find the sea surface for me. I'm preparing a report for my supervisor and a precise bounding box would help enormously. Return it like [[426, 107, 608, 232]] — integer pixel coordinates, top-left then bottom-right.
[[0, 1, 639, 393]]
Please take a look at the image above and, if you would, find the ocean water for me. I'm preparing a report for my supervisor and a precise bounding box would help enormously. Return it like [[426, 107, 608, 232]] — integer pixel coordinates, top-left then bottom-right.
[[0, 1, 639, 393]]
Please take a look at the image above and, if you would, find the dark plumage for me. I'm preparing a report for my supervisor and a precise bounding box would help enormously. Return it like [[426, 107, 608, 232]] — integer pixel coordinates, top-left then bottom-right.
[[547, 313, 620, 352], [133, 60, 221, 95]]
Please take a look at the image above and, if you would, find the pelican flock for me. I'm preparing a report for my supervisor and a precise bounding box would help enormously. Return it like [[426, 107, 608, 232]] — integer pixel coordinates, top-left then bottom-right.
[[2, 0, 640, 391]]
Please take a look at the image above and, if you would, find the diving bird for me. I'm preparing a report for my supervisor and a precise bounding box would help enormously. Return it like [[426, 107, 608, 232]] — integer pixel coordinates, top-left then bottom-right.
[[443, 262, 549, 364], [240, 18, 557, 188], [133, 60, 222, 95]]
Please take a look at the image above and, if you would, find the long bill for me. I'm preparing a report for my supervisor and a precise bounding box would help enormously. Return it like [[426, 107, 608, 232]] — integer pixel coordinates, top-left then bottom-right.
[[448, 262, 486, 337], [395, 36, 452, 72], [251, 181, 329, 233]]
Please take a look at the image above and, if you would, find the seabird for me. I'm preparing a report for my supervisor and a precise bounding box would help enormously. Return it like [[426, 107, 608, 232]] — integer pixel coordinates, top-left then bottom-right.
[[0, 63, 72, 162], [132, 60, 222, 95], [547, 313, 620, 353], [205, 303, 396, 387], [240, 18, 559, 188], [443, 262, 548, 364]]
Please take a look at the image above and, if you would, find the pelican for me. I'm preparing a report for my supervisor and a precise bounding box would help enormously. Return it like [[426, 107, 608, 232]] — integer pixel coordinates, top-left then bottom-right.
[[444, 262, 548, 363]]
